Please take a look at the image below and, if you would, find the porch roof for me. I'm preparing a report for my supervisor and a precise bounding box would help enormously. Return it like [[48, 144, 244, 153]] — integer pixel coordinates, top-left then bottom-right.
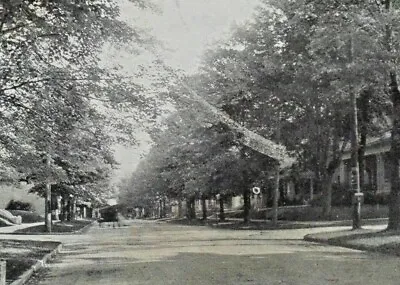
[[342, 131, 391, 160]]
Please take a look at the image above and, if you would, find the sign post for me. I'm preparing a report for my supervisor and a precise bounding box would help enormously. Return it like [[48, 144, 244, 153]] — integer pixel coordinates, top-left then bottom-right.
[[351, 166, 363, 229], [0, 259, 5, 285]]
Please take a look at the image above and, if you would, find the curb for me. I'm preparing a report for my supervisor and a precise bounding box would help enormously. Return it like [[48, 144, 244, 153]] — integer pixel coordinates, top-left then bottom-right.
[[9, 243, 62, 285], [74, 220, 96, 234], [303, 234, 331, 245], [6, 220, 96, 236]]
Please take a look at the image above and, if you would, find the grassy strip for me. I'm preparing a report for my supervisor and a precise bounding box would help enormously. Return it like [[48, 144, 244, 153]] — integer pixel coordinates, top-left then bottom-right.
[[304, 228, 400, 258], [6, 258, 37, 283], [167, 218, 327, 230], [224, 205, 389, 221], [0, 240, 60, 283], [13, 219, 93, 234], [327, 230, 400, 255], [168, 216, 387, 231], [7, 210, 44, 223]]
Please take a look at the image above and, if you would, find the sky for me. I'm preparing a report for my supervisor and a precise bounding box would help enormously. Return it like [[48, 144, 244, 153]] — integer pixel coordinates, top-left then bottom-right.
[[111, 0, 260, 182]]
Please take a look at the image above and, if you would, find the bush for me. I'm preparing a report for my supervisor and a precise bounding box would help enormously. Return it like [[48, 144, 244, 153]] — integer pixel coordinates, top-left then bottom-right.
[[309, 184, 390, 207], [5, 200, 34, 211], [309, 185, 353, 207], [363, 191, 390, 205]]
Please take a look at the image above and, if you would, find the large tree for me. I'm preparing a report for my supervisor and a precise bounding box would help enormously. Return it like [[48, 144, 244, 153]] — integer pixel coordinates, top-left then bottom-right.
[[196, 0, 393, 218], [0, 0, 159, 231]]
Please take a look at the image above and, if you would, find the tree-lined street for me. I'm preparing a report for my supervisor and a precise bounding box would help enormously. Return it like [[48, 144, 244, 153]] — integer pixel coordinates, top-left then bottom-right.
[[2, 1, 400, 283], [15, 221, 398, 285]]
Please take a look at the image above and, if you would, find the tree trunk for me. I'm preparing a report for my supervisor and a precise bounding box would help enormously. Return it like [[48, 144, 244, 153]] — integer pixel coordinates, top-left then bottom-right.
[[71, 198, 77, 221], [186, 197, 196, 220], [322, 173, 334, 218], [159, 199, 163, 218], [201, 195, 207, 220], [178, 199, 183, 218], [320, 125, 333, 217], [67, 198, 72, 221], [243, 187, 251, 224], [191, 198, 196, 219], [322, 156, 343, 218], [45, 184, 51, 232], [272, 164, 280, 225], [163, 198, 167, 218], [186, 198, 191, 220], [263, 190, 269, 221], [384, 0, 400, 231], [388, 71, 400, 230], [60, 196, 66, 222], [219, 196, 225, 222], [321, 117, 349, 218], [358, 89, 371, 192]]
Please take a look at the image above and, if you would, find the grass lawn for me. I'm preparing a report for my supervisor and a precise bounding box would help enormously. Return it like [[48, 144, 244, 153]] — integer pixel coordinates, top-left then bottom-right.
[[7, 210, 44, 223], [0, 239, 60, 283], [224, 204, 389, 221], [13, 219, 93, 234], [308, 228, 400, 257], [168, 205, 389, 230], [168, 218, 373, 231], [167, 218, 219, 227]]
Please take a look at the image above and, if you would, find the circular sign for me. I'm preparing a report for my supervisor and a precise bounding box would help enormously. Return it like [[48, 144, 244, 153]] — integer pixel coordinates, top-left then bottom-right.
[[252, 187, 261, 195]]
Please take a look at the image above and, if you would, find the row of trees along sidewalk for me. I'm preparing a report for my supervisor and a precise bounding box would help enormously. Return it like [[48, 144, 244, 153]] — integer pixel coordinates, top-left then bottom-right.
[[120, 0, 400, 229], [0, 1, 159, 232]]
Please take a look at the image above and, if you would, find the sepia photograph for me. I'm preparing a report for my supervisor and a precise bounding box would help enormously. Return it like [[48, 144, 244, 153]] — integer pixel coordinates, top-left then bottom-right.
[[1, 0, 400, 284]]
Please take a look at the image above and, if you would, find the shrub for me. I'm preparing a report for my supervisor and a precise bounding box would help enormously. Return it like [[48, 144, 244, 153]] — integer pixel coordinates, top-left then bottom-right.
[[363, 192, 390, 205], [5, 200, 34, 211], [309, 185, 353, 207]]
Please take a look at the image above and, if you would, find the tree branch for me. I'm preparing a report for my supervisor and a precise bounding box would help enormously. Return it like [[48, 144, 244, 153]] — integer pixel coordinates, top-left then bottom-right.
[[0, 24, 28, 35], [0, 78, 50, 92]]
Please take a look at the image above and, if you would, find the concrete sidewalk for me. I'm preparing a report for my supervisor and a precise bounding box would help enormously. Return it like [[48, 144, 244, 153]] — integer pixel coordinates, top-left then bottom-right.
[[303, 223, 400, 256]]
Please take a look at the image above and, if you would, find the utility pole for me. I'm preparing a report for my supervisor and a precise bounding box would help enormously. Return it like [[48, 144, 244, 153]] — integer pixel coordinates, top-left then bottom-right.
[[349, 37, 363, 230], [351, 89, 362, 229]]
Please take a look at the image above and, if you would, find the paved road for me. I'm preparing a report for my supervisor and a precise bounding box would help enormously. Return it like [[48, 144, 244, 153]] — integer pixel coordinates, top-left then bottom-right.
[[20, 220, 400, 285]]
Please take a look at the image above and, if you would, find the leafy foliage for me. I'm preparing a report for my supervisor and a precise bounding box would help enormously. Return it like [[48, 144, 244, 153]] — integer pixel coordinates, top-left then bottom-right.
[[0, 0, 159, 205]]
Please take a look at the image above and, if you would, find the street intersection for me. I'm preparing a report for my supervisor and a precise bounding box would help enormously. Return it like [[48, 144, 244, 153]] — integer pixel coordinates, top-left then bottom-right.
[[3, 220, 393, 285]]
